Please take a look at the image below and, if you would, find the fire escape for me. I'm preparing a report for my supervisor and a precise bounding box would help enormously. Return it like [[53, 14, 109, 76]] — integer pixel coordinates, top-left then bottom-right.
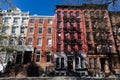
[[63, 11, 82, 55], [91, 10, 113, 54]]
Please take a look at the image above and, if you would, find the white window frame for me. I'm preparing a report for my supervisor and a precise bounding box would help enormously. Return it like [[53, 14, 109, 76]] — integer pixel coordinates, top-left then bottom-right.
[[28, 37, 33, 45], [47, 38, 52, 46], [38, 27, 43, 34], [36, 50, 41, 62], [37, 37, 42, 46], [29, 27, 34, 33]]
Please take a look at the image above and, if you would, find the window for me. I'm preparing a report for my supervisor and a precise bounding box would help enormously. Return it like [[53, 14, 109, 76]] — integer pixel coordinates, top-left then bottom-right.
[[20, 27, 25, 33], [37, 38, 42, 45], [70, 12, 74, 17], [48, 27, 52, 34], [57, 22, 61, 29], [86, 21, 89, 28], [64, 22, 67, 28], [36, 50, 40, 62], [63, 11, 67, 16], [18, 40, 22, 45], [77, 23, 80, 30], [46, 51, 51, 62], [61, 58, 64, 68], [57, 44, 61, 52], [87, 32, 90, 40], [39, 19, 43, 24], [92, 22, 96, 29], [48, 19, 52, 24], [109, 45, 112, 53], [47, 38, 52, 46], [4, 17, 9, 23], [22, 18, 27, 24], [57, 11, 61, 19], [90, 11, 94, 17], [11, 27, 16, 33], [102, 45, 106, 53], [30, 19, 34, 23], [9, 39, 14, 45], [88, 44, 93, 52], [79, 44, 82, 50], [75, 57, 79, 68], [38, 27, 42, 34], [2, 27, 6, 33], [102, 11, 106, 18], [96, 11, 100, 18], [13, 17, 18, 23], [76, 12, 80, 18], [89, 58, 92, 68], [29, 27, 34, 33], [28, 38, 32, 45], [84, 11, 88, 17], [94, 58, 98, 68], [56, 58, 60, 68]]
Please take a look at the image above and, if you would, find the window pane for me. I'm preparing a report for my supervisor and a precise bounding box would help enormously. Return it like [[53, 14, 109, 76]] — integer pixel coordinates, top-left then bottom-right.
[[2, 27, 6, 33], [57, 22, 61, 29], [4, 17, 9, 23], [37, 38, 42, 45], [61, 58, 64, 68], [38, 27, 42, 34], [46, 51, 51, 62], [36, 55, 40, 62], [9, 39, 14, 45], [48, 28, 52, 34], [56, 58, 60, 68], [20, 27, 25, 33], [22, 18, 27, 24], [13, 17, 18, 23], [18, 40, 22, 45], [47, 38, 52, 46], [30, 19, 34, 23], [11, 27, 16, 33], [28, 38, 32, 45], [29, 27, 34, 33], [39, 19, 43, 24], [48, 19, 52, 24]]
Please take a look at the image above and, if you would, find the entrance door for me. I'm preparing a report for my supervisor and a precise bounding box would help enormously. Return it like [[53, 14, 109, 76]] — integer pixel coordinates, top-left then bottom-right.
[[15, 53, 22, 64], [100, 58, 106, 71], [23, 51, 32, 64], [67, 56, 73, 71]]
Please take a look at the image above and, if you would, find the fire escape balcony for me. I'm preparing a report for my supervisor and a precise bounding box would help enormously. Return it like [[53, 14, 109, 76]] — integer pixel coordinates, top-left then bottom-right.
[[57, 17, 62, 21], [69, 16, 75, 23], [77, 39, 82, 45], [57, 40, 61, 44], [76, 27, 81, 33], [94, 36, 100, 43], [70, 27, 75, 34], [57, 28, 61, 33], [63, 16, 69, 22], [75, 18, 80, 22], [71, 47, 78, 54], [64, 38, 70, 44], [64, 48, 69, 54], [63, 27, 69, 32]]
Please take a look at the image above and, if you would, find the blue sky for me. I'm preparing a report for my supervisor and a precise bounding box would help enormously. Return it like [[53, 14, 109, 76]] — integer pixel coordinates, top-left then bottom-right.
[[1, 0, 120, 15], [1, 0, 58, 16]]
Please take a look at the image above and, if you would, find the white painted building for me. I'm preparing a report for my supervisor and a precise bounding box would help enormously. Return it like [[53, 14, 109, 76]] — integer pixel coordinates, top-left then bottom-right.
[[2, 8, 29, 46], [0, 8, 30, 69]]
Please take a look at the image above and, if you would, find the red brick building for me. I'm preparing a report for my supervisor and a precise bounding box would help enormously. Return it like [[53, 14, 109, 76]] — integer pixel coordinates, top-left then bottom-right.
[[83, 4, 118, 77], [54, 5, 87, 76], [26, 15, 55, 71]]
